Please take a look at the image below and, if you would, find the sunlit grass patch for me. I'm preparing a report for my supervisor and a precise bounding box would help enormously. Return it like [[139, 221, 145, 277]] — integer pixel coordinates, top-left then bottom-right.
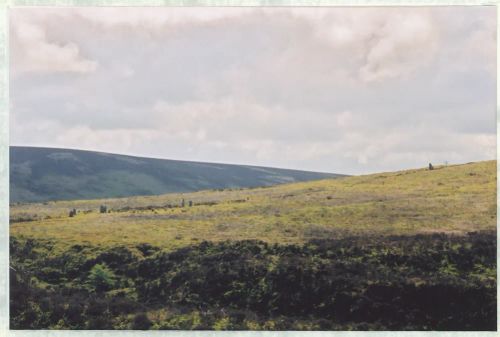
[[10, 160, 496, 251]]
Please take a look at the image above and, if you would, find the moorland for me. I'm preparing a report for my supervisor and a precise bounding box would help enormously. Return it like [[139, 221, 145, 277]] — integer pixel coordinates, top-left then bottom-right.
[[10, 146, 340, 203], [10, 160, 497, 330]]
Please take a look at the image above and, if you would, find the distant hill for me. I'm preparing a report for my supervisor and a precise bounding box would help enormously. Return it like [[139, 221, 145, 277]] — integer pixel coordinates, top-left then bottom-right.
[[10, 146, 344, 203]]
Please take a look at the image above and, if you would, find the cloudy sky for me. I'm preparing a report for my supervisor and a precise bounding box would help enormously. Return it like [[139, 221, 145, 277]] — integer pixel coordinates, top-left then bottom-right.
[[9, 6, 496, 174]]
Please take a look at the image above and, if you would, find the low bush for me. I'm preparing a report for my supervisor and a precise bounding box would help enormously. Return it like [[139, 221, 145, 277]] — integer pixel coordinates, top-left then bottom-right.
[[10, 231, 496, 330]]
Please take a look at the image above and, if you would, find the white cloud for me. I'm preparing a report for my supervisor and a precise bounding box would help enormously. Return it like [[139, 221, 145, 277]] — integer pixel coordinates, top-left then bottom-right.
[[286, 8, 440, 83], [357, 11, 439, 82], [9, 7, 496, 174], [10, 13, 97, 74]]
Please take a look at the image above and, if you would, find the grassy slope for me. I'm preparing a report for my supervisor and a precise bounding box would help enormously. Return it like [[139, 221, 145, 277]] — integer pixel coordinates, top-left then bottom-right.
[[10, 160, 496, 251], [10, 146, 341, 203]]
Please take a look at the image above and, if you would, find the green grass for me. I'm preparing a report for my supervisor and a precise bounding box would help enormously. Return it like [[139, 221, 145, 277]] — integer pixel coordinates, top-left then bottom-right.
[[10, 160, 496, 251]]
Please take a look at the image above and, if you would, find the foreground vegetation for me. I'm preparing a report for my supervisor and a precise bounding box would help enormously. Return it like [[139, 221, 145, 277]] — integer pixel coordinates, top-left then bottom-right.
[[10, 160, 496, 330], [11, 231, 496, 330]]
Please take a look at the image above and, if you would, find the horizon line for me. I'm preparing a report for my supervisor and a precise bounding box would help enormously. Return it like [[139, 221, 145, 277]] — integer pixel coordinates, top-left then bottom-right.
[[9, 144, 350, 176]]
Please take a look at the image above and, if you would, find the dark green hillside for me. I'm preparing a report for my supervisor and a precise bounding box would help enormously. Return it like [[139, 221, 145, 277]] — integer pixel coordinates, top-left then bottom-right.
[[10, 146, 343, 203]]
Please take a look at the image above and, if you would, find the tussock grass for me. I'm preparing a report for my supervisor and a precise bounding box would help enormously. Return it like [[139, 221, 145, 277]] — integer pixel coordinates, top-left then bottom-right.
[[10, 160, 496, 251]]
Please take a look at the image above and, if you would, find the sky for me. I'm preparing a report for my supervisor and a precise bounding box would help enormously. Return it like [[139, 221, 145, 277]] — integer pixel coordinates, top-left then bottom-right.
[[9, 6, 496, 175]]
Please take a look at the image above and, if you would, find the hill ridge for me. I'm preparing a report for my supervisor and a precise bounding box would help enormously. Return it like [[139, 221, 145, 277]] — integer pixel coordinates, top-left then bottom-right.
[[10, 146, 345, 203]]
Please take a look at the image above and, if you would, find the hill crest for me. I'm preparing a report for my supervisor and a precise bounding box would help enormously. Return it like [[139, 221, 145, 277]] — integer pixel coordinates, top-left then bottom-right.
[[10, 146, 344, 203]]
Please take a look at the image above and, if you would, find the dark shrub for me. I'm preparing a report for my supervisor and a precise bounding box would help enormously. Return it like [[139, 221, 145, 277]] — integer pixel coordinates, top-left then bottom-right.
[[132, 313, 152, 330]]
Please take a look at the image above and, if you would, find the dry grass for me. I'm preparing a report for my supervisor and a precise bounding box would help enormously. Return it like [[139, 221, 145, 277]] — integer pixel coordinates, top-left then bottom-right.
[[10, 160, 496, 251]]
